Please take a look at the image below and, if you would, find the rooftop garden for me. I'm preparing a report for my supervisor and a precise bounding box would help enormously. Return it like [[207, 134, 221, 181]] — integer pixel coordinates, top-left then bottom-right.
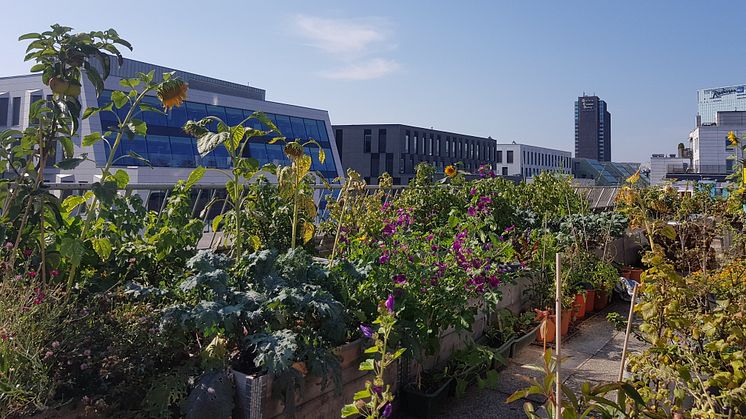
[[0, 25, 744, 419]]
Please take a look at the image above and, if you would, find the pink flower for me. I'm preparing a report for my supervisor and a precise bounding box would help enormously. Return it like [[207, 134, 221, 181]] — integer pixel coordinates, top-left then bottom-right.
[[393, 274, 407, 284], [28, 271, 38, 278], [50, 269, 60, 278], [44, 351, 54, 359], [52, 341, 60, 349], [83, 349, 91, 357], [80, 363, 89, 371], [22, 248, 32, 257], [33, 287, 45, 305], [4, 242, 13, 250]]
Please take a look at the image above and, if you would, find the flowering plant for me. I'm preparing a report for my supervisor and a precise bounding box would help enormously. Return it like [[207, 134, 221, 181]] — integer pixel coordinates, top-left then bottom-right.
[[341, 296, 404, 419]]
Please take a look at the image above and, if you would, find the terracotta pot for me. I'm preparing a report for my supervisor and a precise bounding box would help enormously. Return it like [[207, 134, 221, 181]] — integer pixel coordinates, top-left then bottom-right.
[[536, 310, 572, 343], [629, 268, 643, 281], [537, 315, 556, 343], [560, 309, 571, 336], [594, 289, 609, 310], [573, 293, 587, 320], [585, 289, 596, 313]]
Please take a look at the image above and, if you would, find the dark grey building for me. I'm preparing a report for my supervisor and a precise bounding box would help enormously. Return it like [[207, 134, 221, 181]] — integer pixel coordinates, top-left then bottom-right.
[[574, 95, 611, 161], [332, 124, 497, 184]]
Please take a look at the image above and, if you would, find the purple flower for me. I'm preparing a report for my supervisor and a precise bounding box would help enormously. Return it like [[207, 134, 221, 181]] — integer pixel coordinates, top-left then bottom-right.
[[381, 201, 391, 211], [393, 274, 407, 284], [3, 242, 13, 250], [382, 223, 396, 236], [470, 188, 477, 196], [22, 248, 32, 258], [379, 251, 390, 264], [359, 324, 374, 338], [385, 294, 395, 313], [372, 385, 383, 396], [382, 403, 392, 417]]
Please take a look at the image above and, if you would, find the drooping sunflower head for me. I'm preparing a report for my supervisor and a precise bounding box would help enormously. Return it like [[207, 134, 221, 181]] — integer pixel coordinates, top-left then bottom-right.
[[445, 165, 457, 177], [283, 141, 305, 160], [728, 131, 738, 146], [157, 78, 188, 111]]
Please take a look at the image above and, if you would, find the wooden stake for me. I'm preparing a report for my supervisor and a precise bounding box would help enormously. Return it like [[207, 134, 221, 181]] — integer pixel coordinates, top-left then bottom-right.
[[618, 283, 638, 381], [555, 253, 562, 419]]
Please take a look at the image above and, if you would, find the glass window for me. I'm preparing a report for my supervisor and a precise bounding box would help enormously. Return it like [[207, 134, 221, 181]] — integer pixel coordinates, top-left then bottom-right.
[[167, 102, 188, 128], [435, 135, 440, 156], [225, 107, 245, 125], [0, 98, 8, 126], [11, 97, 21, 126], [413, 132, 418, 154], [428, 136, 433, 156], [404, 130, 410, 153], [445, 137, 450, 156], [378, 129, 387, 153], [335, 129, 343, 154], [142, 96, 168, 126], [304, 118, 320, 141], [116, 136, 149, 166], [170, 136, 196, 168], [266, 144, 285, 165], [29, 94, 42, 125], [248, 142, 268, 163], [364, 129, 371, 153], [497, 150, 502, 163], [186, 102, 207, 122], [274, 114, 293, 138], [212, 146, 230, 169], [290, 117, 307, 140], [316, 120, 329, 142], [206, 105, 227, 125], [147, 135, 172, 167], [502, 167, 508, 176], [399, 157, 405, 174], [507, 150, 514, 164]]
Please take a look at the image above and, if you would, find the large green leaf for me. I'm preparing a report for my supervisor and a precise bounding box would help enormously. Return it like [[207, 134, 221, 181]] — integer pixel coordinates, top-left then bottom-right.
[[55, 158, 85, 170], [82, 132, 103, 147], [112, 169, 129, 188], [197, 132, 230, 156], [92, 237, 112, 260], [111, 90, 128, 109], [186, 166, 206, 188], [60, 237, 86, 266]]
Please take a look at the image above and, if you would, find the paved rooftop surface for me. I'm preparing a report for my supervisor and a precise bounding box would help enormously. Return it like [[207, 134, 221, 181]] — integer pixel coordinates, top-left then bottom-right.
[[427, 302, 646, 419]]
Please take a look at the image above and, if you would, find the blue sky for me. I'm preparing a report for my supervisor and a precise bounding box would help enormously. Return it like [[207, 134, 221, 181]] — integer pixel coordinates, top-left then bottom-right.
[[1, 1, 743, 162]]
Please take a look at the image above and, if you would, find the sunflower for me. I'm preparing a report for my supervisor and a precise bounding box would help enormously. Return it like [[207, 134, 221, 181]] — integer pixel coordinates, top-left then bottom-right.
[[445, 165, 457, 177], [157, 78, 188, 111], [728, 131, 738, 146]]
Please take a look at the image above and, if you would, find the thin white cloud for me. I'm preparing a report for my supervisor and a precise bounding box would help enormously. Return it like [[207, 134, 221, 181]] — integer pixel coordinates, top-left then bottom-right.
[[295, 15, 389, 56], [294, 14, 399, 80], [322, 58, 400, 81]]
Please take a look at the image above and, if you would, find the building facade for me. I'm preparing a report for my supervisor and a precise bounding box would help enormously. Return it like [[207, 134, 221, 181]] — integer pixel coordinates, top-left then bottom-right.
[[574, 95, 611, 162], [698, 84, 746, 124], [648, 154, 691, 185], [332, 124, 497, 184], [690, 111, 746, 174], [0, 57, 343, 185], [496, 143, 572, 179]]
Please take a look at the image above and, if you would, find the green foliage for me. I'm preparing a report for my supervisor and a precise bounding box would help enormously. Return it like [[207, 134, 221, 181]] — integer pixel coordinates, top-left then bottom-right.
[[341, 302, 402, 419], [445, 344, 501, 397]]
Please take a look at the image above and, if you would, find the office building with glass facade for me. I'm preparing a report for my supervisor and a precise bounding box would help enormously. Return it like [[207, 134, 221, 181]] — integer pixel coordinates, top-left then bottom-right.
[[575, 95, 611, 162], [698, 84, 746, 124], [0, 57, 343, 185], [332, 124, 497, 184]]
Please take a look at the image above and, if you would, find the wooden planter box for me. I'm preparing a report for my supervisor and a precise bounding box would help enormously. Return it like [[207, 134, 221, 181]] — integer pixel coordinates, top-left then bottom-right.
[[233, 339, 396, 419]]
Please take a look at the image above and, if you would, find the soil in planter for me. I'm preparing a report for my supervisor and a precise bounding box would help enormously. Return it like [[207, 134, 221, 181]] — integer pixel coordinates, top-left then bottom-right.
[[402, 372, 453, 419]]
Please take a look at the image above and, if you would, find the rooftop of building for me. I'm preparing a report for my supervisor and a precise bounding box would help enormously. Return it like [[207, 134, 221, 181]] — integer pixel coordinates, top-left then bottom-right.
[[332, 123, 495, 141], [496, 142, 572, 154]]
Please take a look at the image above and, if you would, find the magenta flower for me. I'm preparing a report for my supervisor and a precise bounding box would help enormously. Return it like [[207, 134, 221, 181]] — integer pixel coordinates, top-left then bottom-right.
[[372, 385, 383, 396], [22, 248, 32, 257], [467, 206, 477, 217], [50, 269, 60, 278], [393, 274, 407, 284], [379, 251, 390, 264], [382, 403, 392, 417], [28, 271, 38, 278], [359, 324, 374, 338], [33, 287, 45, 305], [385, 294, 395, 313], [4, 242, 13, 250]]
